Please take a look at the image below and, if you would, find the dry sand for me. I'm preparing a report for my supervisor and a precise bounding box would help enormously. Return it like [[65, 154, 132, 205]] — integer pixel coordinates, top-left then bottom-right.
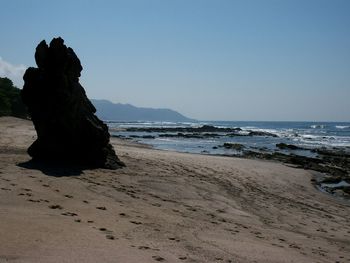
[[0, 117, 349, 263]]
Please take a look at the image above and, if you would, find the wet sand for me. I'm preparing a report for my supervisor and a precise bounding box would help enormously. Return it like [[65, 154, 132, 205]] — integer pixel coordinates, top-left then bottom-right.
[[0, 117, 349, 263]]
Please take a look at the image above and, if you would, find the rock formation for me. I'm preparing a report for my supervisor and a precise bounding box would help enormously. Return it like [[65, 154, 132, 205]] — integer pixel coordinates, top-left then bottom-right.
[[21, 37, 124, 169]]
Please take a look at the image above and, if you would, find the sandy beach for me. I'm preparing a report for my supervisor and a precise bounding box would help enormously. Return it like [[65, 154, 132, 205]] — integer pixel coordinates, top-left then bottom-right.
[[0, 116, 349, 263]]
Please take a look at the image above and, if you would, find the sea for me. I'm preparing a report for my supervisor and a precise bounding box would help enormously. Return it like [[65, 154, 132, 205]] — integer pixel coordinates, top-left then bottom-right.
[[107, 121, 350, 157]]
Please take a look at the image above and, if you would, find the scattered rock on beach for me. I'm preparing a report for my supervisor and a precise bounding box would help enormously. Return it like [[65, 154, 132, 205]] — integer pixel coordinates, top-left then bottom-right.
[[21, 37, 124, 169]]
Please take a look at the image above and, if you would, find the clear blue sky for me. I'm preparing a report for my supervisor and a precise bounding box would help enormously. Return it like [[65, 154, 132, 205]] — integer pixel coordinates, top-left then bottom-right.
[[0, 0, 349, 121]]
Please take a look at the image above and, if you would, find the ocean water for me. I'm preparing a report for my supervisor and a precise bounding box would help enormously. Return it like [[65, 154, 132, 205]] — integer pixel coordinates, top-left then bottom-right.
[[108, 121, 350, 156]]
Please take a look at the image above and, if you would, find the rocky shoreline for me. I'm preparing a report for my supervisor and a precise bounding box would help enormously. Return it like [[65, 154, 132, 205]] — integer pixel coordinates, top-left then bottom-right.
[[121, 125, 278, 137], [112, 125, 350, 200], [208, 145, 349, 199], [207, 144, 350, 199], [237, 147, 350, 199]]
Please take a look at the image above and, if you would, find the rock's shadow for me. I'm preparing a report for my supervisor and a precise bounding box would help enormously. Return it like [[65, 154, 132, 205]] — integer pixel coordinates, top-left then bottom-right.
[[17, 159, 88, 177]]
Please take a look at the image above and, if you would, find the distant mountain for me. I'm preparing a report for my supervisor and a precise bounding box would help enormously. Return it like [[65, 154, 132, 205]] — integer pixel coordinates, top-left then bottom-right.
[[91, 99, 195, 122]]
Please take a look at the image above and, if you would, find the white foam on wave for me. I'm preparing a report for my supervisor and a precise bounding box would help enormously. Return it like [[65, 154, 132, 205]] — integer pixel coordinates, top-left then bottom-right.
[[294, 134, 350, 147], [322, 180, 350, 188], [181, 122, 200, 127], [242, 127, 278, 133], [310, 124, 326, 129], [110, 121, 202, 129], [156, 138, 181, 143], [336, 125, 350, 129], [244, 127, 286, 137], [237, 130, 250, 135], [301, 134, 320, 139]]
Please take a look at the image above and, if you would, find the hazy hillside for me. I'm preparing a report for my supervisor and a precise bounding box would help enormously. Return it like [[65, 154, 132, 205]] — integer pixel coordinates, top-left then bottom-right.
[[92, 99, 195, 122]]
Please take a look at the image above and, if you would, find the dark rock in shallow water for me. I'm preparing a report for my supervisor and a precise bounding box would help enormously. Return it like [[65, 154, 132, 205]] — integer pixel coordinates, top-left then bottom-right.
[[158, 132, 215, 139], [128, 135, 155, 139], [220, 143, 245, 151], [142, 135, 156, 139], [158, 133, 200, 138], [342, 186, 350, 194], [21, 37, 124, 169], [312, 147, 350, 158], [320, 176, 342, 184], [276, 143, 302, 150], [248, 131, 278, 137]]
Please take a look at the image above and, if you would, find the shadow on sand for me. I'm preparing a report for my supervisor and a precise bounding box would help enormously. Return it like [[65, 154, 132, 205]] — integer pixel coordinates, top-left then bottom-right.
[[17, 159, 90, 177]]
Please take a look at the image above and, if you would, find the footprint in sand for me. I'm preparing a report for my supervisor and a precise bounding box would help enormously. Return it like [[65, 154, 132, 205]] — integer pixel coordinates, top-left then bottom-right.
[[49, 205, 63, 209], [18, 192, 31, 197], [61, 212, 78, 216], [152, 255, 165, 262], [130, 221, 142, 225], [218, 218, 228, 223], [64, 194, 73, 198], [27, 199, 41, 203], [98, 228, 116, 240], [96, 206, 106, 210], [106, 235, 115, 240], [138, 246, 151, 250]]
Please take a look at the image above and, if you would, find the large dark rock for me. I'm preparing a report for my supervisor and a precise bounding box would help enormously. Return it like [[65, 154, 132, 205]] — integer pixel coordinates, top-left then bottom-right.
[[21, 37, 124, 169]]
